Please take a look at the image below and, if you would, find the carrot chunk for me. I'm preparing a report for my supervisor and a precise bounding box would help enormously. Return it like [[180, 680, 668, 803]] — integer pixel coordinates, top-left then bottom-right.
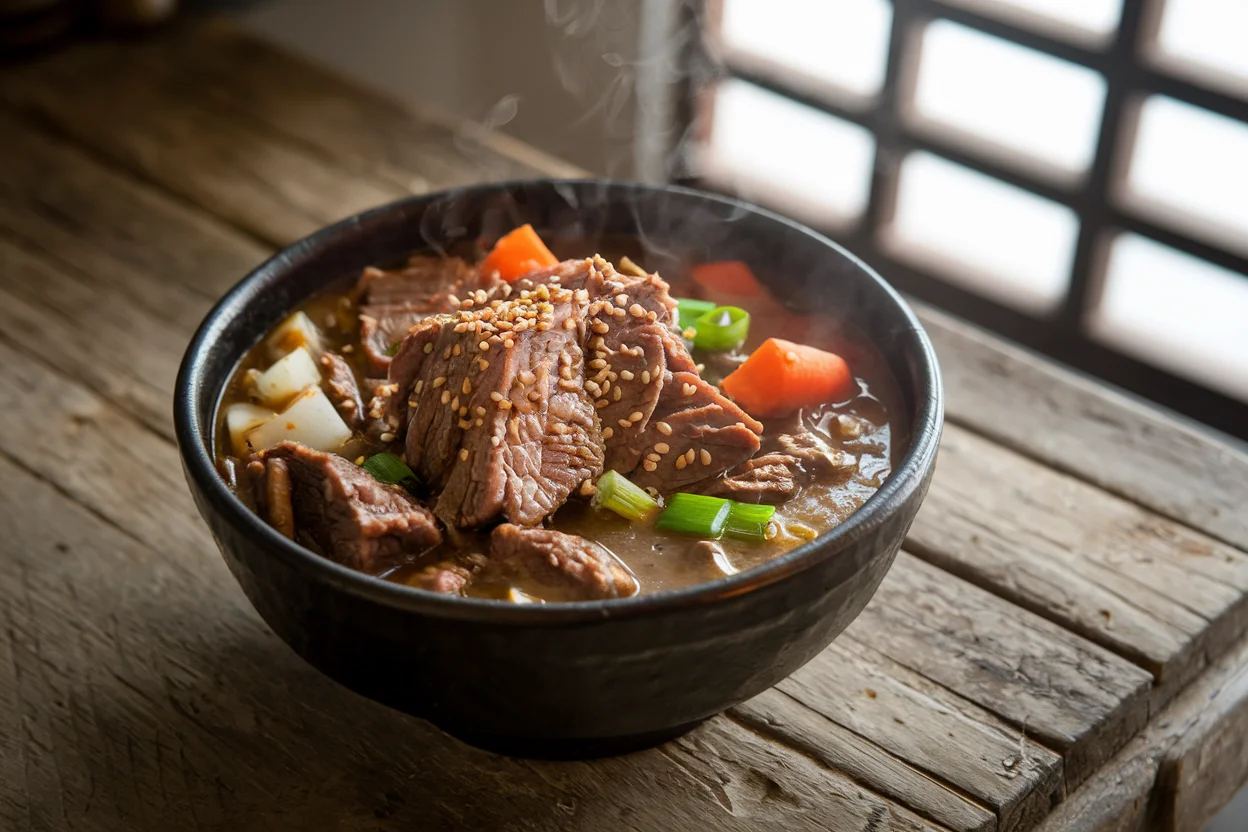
[[691, 261, 762, 298], [721, 338, 856, 418], [480, 224, 559, 282]]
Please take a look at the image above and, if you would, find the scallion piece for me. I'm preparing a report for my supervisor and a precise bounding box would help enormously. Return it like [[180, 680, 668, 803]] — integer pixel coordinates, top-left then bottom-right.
[[724, 501, 777, 542], [656, 493, 730, 538], [384, 341, 402, 357], [592, 470, 661, 522], [692, 306, 751, 352], [361, 452, 416, 485], [676, 297, 716, 331]]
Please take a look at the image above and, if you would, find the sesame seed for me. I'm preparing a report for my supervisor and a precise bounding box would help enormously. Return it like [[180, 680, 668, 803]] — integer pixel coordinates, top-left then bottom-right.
[[451, 396, 460, 410], [475, 406, 487, 417], [441, 391, 451, 404], [454, 323, 469, 333], [615, 294, 628, 306], [498, 399, 513, 410], [589, 358, 607, 369], [479, 359, 489, 370], [682, 383, 697, 397], [342, 344, 354, 354], [619, 370, 635, 381], [458, 419, 472, 430], [491, 435, 502, 447], [504, 339, 515, 349], [459, 449, 469, 461], [408, 399, 419, 408], [448, 294, 460, 306], [643, 460, 658, 472], [591, 336, 606, 349], [654, 442, 670, 454], [552, 423, 567, 435], [596, 399, 609, 408], [462, 379, 472, 395], [490, 391, 504, 402], [613, 307, 627, 320], [442, 346, 451, 360], [355, 456, 366, 465], [537, 322, 551, 332], [453, 344, 462, 356], [686, 449, 696, 463], [618, 419, 632, 429], [591, 321, 610, 334], [613, 387, 622, 401], [641, 370, 651, 384], [602, 379, 611, 393], [529, 391, 543, 402], [646, 453, 661, 462], [423, 343, 434, 354], [646, 311, 657, 322], [682, 327, 697, 339], [519, 371, 536, 385], [558, 379, 580, 391], [475, 418, 484, 427], [656, 421, 672, 435], [786, 351, 799, 362], [379, 432, 395, 443], [479, 341, 490, 352], [675, 456, 687, 470], [629, 411, 644, 422], [432, 376, 446, 388], [602, 427, 614, 440], [563, 317, 577, 330], [695, 363, 705, 374], [700, 449, 712, 466], [414, 380, 424, 394], [560, 366, 573, 380]]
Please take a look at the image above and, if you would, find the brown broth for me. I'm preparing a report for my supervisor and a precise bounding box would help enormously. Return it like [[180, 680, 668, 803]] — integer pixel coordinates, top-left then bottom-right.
[[217, 240, 906, 599]]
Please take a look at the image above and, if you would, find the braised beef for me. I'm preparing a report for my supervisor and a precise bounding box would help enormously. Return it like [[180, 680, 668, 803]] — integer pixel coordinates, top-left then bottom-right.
[[408, 562, 473, 595], [489, 523, 638, 600], [701, 415, 857, 503], [258, 441, 442, 572], [321, 352, 365, 430], [700, 453, 801, 504]]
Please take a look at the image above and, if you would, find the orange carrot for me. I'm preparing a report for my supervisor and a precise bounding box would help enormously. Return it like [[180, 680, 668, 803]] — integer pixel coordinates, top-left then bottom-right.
[[480, 224, 559, 282], [691, 261, 762, 298], [721, 338, 856, 418]]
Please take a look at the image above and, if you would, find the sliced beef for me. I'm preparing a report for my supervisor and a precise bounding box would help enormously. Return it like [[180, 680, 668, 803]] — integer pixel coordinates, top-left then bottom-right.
[[357, 256, 502, 375], [775, 429, 858, 481], [489, 523, 638, 601], [700, 453, 800, 504], [388, 282, 604, 528], [626, 370, 762, 493], [320, 352, 365, 430], [257, 457, 295, 538], [700, 415, 857, 503], [258, 441, 442, 572], [407, 561, 473, 595]]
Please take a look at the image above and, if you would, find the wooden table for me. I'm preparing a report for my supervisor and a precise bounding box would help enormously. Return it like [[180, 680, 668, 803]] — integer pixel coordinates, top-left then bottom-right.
[[2, 18, 1248, 832]]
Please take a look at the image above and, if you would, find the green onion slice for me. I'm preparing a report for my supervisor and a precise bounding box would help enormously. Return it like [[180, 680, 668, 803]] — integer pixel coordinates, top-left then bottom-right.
[[676, 297, 716, 331], [361, 452, 416, 485], [724, 501, 777, 542], [592, 470, 661, 522], [692, 306, 751, 352], [384, 341, 402, 357], [657, 493, 730, 538]]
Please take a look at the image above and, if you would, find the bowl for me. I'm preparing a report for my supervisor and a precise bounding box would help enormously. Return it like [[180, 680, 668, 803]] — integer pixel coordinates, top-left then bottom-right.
[[174, 179, 943, 758]]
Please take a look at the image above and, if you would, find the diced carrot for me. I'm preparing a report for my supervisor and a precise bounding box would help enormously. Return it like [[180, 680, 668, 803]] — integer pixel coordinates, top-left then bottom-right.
[[691, 261, 762, 298], [479, 224, 559, 282], [721, 338, 856, 418]]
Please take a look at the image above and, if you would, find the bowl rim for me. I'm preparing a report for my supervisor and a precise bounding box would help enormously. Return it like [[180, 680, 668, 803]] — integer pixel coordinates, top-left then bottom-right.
[[174, 178, 943, 625]]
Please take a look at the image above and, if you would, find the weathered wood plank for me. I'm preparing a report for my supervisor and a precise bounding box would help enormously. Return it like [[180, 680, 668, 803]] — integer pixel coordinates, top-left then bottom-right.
[[776, 639, 1064, 832], [907, 425, 1248, 699], [0, 452, 938, 832], [849, 553, 1152, 790], [917, 303, 1248, 553], [1031, 630, 1248, 832]]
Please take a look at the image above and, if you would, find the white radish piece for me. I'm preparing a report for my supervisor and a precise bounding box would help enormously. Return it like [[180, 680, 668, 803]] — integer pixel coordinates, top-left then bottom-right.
[[253, 346, 321, 408], [265, 311, 323, 360], [246, 386, 352, 453], [225, 403, 276, 456]]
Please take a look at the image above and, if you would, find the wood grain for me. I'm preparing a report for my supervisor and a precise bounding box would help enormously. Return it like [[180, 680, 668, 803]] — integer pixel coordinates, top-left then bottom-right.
[[907, 424, 1248, 698], [918, 303, 1248, 553], [849, 553, 1152, 790]]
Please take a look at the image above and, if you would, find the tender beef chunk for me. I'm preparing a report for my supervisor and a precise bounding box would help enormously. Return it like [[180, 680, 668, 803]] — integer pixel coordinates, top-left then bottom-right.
[[700, 453, 801, 504], [700, 415, 857, 503], [686, 540, 738, 580], [356, 256, 502, 375], [255, 457, 295, 538], [407, 562, 472, 595], [626, 370, 762, 493], [699, 349, 748, 387], [258, 442, 442, 572], [489, 523, 638, 601], [359, 378, 401, 442], [320, 352, 364, 430], [388, 283, 604, 528], [775, 429, 858, 481]]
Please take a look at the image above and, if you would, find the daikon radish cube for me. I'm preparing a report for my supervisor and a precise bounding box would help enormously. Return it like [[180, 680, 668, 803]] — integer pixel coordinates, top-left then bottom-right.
[[254, 346, 321, 408], [225, 403, 276, 456], [246, 386, 352, 453], [265, 311, 323, 360]]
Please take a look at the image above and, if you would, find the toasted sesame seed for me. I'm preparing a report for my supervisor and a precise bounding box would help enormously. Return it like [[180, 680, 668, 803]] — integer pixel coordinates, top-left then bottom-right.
[[682, 327, 696, 339], [618, 419, 633, 429], [641, 370, 651, 384], [656, 421, 672, 435], [682, 383, 697, 397], [490, 391, 504, 402], [453, 344, 462, 356], [686, 449, 696, 463], [475, 406, 487, 417], [448, 294, 460, 306], [643, 460, 658, 472], [454, 323, 469, 333], [589, 358, 607, 369], [414, 380, 424, 394], [475, 418, 484, 427], [619, 370, 635, 381], [479, 340, 490, 351], [613, 387, 622, 401], [591, 336, 606, 349], [675, 456, 687, 470], [498, 399, 513, 410], [786, 351, 799, 362], [407, 399, 419, 408], [602, 427, 614, 439], [560, 366, 573, 380], [519, 371, 536, 385], [479, 358, 489, 370], [529, 391, 543, 402], [450, 396, 460, 410], [654, 442, 670, 454], [591, 321, 610, 334], [700, 449, 712, 466], [563, 317, 576, 330], [504, 339, 514, 349], [558, 379, 580, 391], [646, 452, 661, 462], [601, 379, 611, 393], [423, 342, 434, 354], [379, 432, 395, 443], [612, 307, 627, 320], [432, 376, 446, 389], [491, 435, 502, 447], [355, 455, 366, 465], [695, 363, 705, 374], [537, 322, 551, 332], [459, 449, 469, 461], [629, 411, 644, 422], [437, 391, 449, 404], [615, 294, 628, 306], [646, 311, 657, 322], [342, 344, 354, 354], [552, 423, 567, 435], [458, 419, 471, 430], [462, 379, 472, 395]]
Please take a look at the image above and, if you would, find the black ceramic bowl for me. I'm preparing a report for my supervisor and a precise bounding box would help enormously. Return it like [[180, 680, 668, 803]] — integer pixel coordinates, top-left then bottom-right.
[[175, 179, 942, 758]]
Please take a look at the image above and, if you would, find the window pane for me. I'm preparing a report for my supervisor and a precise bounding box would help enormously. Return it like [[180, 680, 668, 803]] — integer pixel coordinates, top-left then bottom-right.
[[941, 0, 1122, 44], [719, 0, 893, 100], [910, 20, 1107, 176], [1089, 234, 1248, 402], [1119, 96, 1248, 256], [883, 152, 1079, 313], [700, 79, 876, 228], [1152, 0, 1248, 98]]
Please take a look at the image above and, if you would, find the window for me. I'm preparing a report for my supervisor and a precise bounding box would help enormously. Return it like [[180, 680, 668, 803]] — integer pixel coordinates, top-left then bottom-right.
[[682, 0, 1248, 440]]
